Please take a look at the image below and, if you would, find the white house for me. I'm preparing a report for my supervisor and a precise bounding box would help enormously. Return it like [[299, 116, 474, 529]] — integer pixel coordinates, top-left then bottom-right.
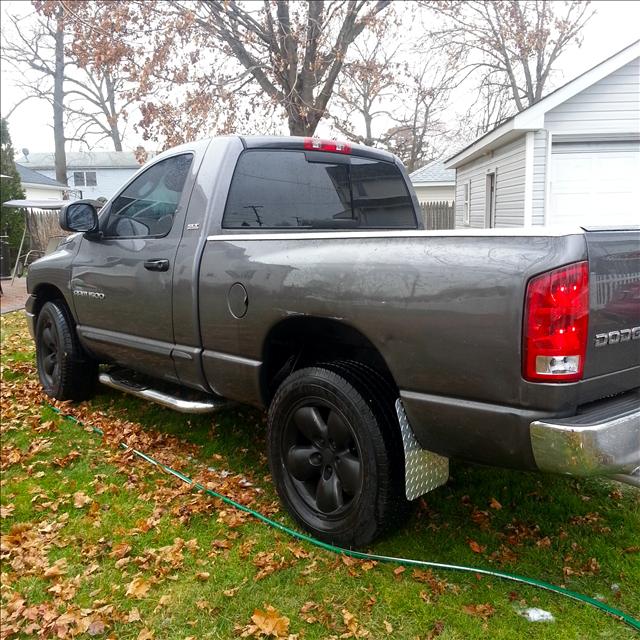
[[19, 151, 141, 200], [15, 163, 67, 200], [446, 40, 640, 228], [409, 160, 455, 204]]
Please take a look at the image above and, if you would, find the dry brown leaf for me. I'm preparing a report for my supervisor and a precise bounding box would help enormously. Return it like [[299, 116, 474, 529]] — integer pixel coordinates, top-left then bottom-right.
[[241, 604, 290, 637], [43, 558, 68, 579], [128, 608, 141, 622], [137, 629, 154, 640], [110, 542, 132, 559], [73, 491, 93, 508], [126, 576, 152, 599], [463, 603, 496, 621], [196, 571, 210, 581], [489, 497, 502, 510], [468, 540, 486, 554]]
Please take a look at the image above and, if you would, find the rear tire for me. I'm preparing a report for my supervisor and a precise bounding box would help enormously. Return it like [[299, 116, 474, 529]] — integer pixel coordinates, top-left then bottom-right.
[[35, 300, 97, 401], [267, 363, 409, 547]]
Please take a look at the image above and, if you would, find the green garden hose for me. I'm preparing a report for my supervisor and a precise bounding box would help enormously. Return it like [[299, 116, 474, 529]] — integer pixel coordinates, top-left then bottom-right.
[[50, 406, 640, 632]]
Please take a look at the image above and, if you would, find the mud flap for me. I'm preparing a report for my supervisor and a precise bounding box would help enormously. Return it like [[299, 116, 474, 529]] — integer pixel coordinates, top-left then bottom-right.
[[395, 399, 449, 500]]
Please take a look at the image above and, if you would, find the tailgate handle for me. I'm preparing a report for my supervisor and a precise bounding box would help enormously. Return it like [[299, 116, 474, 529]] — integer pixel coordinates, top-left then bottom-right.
[[144, 259, 170, 272]]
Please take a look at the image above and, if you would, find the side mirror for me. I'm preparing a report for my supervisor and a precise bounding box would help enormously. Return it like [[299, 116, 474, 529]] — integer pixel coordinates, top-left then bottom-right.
[[59, 201, 99, 234]]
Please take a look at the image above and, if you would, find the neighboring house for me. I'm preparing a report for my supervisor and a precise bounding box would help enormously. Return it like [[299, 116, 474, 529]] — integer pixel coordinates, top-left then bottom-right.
[[409, 160, 455, 204], [19, 151, 141, 200], [15, 163, 67, 200], [446, 40, 640, 228]]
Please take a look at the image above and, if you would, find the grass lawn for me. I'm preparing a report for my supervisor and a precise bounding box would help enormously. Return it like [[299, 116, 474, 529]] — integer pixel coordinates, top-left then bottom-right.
[[1, 310, 638, 639]]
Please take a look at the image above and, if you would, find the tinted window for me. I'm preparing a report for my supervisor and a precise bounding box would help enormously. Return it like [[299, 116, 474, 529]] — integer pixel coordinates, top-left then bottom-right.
[[223, 150, 416, 229], [105, 154, 193, 238], [223, 150, 351, 228], [350, 157, 415, 228]]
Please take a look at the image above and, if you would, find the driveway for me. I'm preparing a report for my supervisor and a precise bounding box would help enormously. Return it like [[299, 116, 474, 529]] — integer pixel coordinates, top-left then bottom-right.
[[0, 278, 28, 314]]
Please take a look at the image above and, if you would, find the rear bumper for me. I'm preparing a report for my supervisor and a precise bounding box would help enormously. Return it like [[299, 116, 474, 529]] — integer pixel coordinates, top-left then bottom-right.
[[530, 389, 640, 477]]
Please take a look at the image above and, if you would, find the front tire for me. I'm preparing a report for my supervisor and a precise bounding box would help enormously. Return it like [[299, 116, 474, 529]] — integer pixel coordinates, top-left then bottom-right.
[[267, 364, 408, 547], [35, 300, 97, 401]]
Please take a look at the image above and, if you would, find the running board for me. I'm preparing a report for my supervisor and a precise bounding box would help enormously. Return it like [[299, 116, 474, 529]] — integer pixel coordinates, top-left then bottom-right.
[[99, 371, 225, 414]]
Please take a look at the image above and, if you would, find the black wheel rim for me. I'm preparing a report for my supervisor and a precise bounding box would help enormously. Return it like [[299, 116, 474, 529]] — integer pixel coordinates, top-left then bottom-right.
[[39, 317, 60, 387], [282, 400, 363, 517]]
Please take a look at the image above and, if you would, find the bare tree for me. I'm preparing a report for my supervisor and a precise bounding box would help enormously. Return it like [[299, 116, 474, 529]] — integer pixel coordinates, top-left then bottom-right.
[[181, 0, 393, 136], [426, 0, 594, 111], [2, 4, 68, 182], [331, 38, 401, 146], [383, 61, 454, 172], [2, 0, 133, 173]]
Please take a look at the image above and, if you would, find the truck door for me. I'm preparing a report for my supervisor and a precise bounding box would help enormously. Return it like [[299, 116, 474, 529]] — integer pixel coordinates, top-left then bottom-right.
[[71, 153, 195, 381]]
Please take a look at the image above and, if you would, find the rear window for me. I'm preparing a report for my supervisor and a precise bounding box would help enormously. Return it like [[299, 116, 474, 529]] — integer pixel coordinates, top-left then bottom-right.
[[222, 150, 416, 229]]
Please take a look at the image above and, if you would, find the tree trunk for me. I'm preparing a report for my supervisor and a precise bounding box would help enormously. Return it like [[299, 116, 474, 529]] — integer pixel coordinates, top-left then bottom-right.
[[53, 7, 67, 185], [105, 72, 123, 151]]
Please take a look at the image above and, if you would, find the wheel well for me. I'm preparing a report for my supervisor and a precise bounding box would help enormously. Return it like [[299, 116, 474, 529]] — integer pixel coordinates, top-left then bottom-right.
[[261, 317, 397, 404], [32, 284, 68, 319]]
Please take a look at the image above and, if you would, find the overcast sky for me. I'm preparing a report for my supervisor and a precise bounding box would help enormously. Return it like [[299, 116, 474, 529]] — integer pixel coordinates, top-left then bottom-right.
[[1, 0, 639, 156]]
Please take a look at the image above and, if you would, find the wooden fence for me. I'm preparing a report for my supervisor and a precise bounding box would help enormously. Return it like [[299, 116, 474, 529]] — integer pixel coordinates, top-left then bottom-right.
[[420, 201, 455, 230]]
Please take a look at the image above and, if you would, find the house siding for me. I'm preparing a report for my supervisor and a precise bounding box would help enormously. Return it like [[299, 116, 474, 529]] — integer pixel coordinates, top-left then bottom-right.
[[544, 58, 640, 134], [39, 167, 138, 200], [454, 136, 527, 228], [413, 184, 455, 203], [532, 130, 548, 225]]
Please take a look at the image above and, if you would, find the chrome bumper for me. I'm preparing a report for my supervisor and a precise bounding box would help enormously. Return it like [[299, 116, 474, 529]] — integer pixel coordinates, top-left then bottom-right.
[[530, 391, 640, 479]]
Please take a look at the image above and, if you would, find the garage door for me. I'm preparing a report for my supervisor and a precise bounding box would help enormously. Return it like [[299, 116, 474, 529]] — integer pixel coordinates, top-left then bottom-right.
[[549, 141, 640, 227]]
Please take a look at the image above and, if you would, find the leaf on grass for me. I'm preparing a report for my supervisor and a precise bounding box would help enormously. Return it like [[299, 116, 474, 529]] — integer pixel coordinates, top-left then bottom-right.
[[489, 497, 502, 510], [0, 503, 15, 518], [383, 620, 393, 634], [126, 577, 152, 599], [300, 601, 319, 624], [43, 558, 68, 579], [468, 540, 486, 554], [241, 605, 290, 637], [463, 603, 496, 621], [196, 571, 210, 581], [393, 566, 405, 577], [342, 608, 369, 638], [109, 542, 132, 559], [128, 608, 141, 622], [137, 629, 154, 640], [426, 620, 445, 639], [73, 491, 92, 508]]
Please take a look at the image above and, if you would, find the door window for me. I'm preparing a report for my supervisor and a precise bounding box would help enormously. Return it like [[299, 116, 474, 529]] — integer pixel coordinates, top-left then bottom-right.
[[105, 154, 193, 238]]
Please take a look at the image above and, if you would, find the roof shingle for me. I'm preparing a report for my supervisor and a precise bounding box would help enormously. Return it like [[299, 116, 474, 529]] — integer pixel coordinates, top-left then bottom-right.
[[409, 159, 455, 184]]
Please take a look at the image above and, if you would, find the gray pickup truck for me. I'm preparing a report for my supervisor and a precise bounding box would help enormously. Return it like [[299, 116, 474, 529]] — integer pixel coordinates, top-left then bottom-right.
[[26, 136, 640, 546]]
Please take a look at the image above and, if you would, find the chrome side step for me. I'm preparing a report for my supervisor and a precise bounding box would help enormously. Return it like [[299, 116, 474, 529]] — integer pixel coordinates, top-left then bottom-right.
[[99, 371, 225, 414]]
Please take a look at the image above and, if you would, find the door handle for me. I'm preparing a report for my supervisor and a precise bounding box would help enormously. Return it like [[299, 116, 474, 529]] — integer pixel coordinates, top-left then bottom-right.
[[144, 259, 170, 272]]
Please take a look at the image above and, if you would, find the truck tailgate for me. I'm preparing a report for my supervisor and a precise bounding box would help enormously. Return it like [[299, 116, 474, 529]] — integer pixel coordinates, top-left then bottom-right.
[[584, 227, 640, 378]]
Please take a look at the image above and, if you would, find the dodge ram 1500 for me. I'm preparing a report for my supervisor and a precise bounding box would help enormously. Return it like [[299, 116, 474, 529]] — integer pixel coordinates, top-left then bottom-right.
[[26, 136, 640, 546]]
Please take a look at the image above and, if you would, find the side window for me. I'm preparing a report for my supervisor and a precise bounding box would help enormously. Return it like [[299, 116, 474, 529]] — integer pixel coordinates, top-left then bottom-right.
[[105, 154, 193, 238], [223, 150, 417, 230], [350, 157, 415, 228], [223, 150, 350, 228]]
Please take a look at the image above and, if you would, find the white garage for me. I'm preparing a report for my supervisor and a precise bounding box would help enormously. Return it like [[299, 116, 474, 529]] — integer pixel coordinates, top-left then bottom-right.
[[446, 41, 640, 229], [549, 142, 640, 227]]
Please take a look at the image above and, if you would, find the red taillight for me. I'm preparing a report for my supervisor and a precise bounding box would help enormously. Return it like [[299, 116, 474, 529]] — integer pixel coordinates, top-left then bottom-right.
[[303, 137, 351, 154], [523, 261, 589, 382]]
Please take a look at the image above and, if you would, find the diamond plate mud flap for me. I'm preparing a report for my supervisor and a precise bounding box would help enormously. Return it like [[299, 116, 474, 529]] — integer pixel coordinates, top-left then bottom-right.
[[395, 399, 449, 500]]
